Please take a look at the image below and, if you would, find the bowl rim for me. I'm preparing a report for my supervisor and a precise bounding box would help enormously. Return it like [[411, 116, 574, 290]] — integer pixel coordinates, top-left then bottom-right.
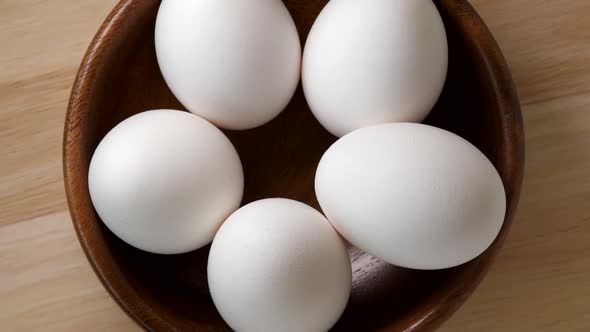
[[63, 0, 525, 330]]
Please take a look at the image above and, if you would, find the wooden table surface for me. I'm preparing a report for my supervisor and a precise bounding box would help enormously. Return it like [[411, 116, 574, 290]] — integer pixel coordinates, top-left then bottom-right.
[[2, 0, 590, 331]]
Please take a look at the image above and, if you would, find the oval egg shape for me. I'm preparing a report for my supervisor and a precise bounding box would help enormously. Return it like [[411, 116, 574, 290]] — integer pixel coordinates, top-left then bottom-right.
[[155, 0, 301, 130], [208, 198, 352, 332], [89, 110, 244, 254], [302, 0, 448, 137], [315, 123, 506, 269]]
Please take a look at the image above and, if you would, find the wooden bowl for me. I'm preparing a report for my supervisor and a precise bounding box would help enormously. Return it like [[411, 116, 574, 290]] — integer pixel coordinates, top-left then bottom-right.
[[64, 0, 524, 330]]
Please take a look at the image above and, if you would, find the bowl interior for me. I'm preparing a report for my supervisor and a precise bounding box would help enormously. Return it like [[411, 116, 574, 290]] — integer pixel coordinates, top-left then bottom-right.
[[64, 0, 523, 331]]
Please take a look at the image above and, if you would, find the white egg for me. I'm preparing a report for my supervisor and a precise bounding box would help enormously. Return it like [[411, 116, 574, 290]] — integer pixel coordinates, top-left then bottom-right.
[[155, 0, 301, 130], [88, 110, 243, 254], [315, 123, 506, 270], [208, 198, 351, 332], [302, 0, 448, 137]]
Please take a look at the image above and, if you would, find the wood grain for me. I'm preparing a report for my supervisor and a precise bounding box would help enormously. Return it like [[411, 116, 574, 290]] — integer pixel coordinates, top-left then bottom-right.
[[1, 0, 589, 331]]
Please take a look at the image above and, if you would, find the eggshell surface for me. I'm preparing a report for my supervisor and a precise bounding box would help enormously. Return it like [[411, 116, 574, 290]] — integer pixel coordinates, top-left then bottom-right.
[[155, 0, 301, 130], [315, 123, 506, 269], [208, 198, 352, 332], [88, 110, 243, 254], [302, 0, 448, 137]]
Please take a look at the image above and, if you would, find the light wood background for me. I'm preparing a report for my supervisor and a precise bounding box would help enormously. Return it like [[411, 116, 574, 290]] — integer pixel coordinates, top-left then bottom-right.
[[1, 0, 589, 331]]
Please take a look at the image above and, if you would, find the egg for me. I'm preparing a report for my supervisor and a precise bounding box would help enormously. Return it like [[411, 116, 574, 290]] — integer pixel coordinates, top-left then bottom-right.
[[315, 123, 506, 270], [155, 0, 301, 130], [88, 110, 243, 254], [208, 198, 351, 332], [302, 0, 448, 137]]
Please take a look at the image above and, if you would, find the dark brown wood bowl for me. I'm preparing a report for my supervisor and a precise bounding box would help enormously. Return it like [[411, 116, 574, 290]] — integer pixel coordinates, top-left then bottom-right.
[[63, 0, 524, 331]]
